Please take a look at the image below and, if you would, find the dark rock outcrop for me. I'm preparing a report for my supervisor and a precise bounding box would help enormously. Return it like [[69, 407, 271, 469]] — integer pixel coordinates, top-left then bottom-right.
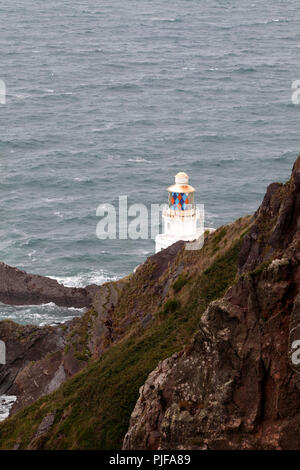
[[123, 156, 300, 450], [142, 240, 185, 281], [0, 264, 100, 413], [239, 157, 300, 273], [0, 318, 83, 413], [0, 239, 186, 419], [0, 262, 98, 308], [0, 321, 64, 395]]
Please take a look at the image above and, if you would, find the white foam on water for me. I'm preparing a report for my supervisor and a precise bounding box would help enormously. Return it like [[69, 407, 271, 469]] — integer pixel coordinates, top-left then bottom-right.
[[149, 17, 178, 22], [127, 158, 152, 164], [0, 395, 17, 422], [50, 270, 117, 288], [0, 271, 117, 326], [73, 177, 90, 182], [9, 93, 32, 101], [0, 302, 85, 326]]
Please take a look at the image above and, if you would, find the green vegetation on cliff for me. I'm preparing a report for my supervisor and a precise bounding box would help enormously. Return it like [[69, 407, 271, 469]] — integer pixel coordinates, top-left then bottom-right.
[[0, 217, 250, 450]]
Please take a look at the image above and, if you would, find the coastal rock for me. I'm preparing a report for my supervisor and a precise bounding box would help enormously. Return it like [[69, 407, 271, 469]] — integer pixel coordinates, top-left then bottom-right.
[[28, 412, 56, 450], [239, 157, 300, 273], [123, 264, 300, 449], [0, 320, 66, 397], [0, 241, 185, 418], [0, 262, 98, 308]]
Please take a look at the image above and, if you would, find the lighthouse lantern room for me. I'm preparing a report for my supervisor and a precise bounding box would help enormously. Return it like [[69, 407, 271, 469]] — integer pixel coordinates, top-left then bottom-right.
[[155, 172, 204, 253]]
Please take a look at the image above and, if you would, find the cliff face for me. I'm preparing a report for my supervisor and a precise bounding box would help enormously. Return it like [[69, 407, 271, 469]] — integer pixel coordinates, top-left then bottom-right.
[[123, 158, 300, 450], [0, 157, 300, 450], [0, 263, 101, 410], [0, 319, 85, 414], [0, 277, 126, 414], [0, 215, 248, 449], [0, 242, 185, 419]]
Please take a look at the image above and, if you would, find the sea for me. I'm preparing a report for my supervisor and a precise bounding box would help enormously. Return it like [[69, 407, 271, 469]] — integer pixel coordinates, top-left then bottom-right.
[[0, 0, 300, 327]]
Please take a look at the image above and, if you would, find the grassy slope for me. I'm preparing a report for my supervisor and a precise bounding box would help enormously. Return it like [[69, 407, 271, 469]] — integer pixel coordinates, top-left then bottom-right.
[[0, 218, 250, 450]]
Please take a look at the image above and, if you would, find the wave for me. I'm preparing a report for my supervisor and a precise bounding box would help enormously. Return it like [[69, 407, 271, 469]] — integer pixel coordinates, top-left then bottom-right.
[[50, 270, 117, 288], [127, 158, 152, 164], [0, 302, 85, 327], [54, 211, 64, 218], [217, 18, 291, 30], [0, 301, 84, 311], [92, 122, 117, 132], [8, 92, 32, 101], [149, 17, 181, 23]]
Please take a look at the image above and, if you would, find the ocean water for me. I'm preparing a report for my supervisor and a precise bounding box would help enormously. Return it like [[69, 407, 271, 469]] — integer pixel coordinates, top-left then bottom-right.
[[0, 0, 300, 325]]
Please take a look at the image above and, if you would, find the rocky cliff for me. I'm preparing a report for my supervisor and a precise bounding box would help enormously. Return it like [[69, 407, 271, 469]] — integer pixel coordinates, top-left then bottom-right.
[[0, 157, 299, 450], [0, 241, 185, 419], [123, 158, 300, 450]]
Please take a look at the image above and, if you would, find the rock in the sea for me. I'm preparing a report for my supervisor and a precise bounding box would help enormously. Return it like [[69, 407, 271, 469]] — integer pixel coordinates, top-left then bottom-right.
[[0, 262, 98, 308]]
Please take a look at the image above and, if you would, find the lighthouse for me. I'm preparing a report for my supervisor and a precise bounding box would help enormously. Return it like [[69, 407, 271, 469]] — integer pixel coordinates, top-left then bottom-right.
[[155, 172, 206, 253]]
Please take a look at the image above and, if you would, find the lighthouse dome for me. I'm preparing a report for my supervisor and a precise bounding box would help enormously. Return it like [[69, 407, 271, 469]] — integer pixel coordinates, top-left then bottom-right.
[[168, 171, 195, 194], [175, 172, 189, 184]]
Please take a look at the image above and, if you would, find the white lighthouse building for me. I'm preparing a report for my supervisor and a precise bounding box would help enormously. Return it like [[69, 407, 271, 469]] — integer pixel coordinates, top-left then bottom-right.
[[155, 172, 209, 253]]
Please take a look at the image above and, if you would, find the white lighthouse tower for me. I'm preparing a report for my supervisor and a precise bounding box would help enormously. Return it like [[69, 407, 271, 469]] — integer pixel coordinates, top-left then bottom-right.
[[155, 172, 206, 253]]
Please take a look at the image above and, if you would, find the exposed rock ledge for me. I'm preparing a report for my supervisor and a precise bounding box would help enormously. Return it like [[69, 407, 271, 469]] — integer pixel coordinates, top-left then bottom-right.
[[0, 241, 185, 417], [0, 262, 98, 308]]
